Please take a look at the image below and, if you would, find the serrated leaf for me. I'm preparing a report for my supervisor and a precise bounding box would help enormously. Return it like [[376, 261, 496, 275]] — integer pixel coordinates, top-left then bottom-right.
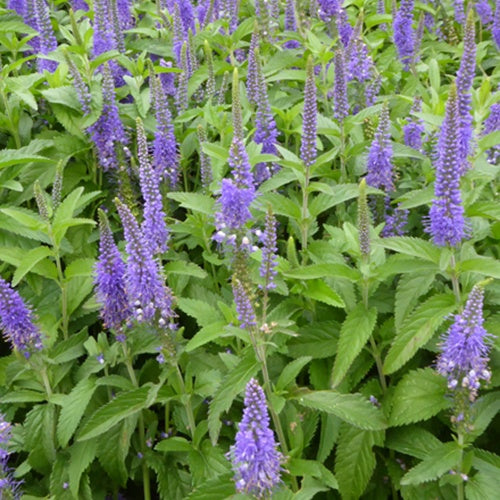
[[395, 273, 435, 331], [49, 329, 88, 364], [0, 207, 46, 231], [288, 321, 339, 359], [383, 293, 457, 375], [167, 192, 215, 215], [377, 237, 441, 263], [208, 353, 259, 444], [57, 377, 97, 448], [469, 392, 500, 439], [317, 414, 340, 463], [64, 258, 96, 279], [69, 439, 97, 497], [0, 389, 46, 403], [335, 424, 383, 500], [12, 245, 52, 286], [156, 437, 192, 453], [177, 298, 222, 327], [400, 442, 461, 485], [276, 357, 312, 392], [385, 426, 442, 460], [185, 321, 227, 352], [389, 368, 451, 426], [331, 305, 377, 387], [78, 386, 150, 441], [459, 257, 500, 279], [283, 263, 360, 281], [466, 471, 500, 500], [187, 473, 234, 499], [303, 279, 345, 308], [164, 261, 207, 279], [295, 391, 387, 430]]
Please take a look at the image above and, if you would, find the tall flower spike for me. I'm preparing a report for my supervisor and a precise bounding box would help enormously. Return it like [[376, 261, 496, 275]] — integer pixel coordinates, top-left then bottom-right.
[[283, 0, 300, 49], [358, 178, 371, 259], [0, 414, 23, 499], [436, 283, 491, 406], [337, 6, 353, 46], [427, 84, 466, 247], [454, 0, 465, 25], [176, 41, 189, 114], [197, 124, 213, 189], [204, 40, 216, 100], [66, 56, 91, 115], [258, 209, 278, 290], [333, 49, 349, 123], [228, 378, 283, 497], [34, 0, 58, 72], [403, 97, 425, 151], [87, 65, 128, 170], [115, 198, 174, 325], [0, 277, 43, 358], [482, 100, 500, 164], [317, 0, 339, 22], [254, 50, 279, 183], [455, 11, 476, 175], [476, 0, 493, 25], [366, 104, 394, 192], [494, 0, 500, 49], [136, 118, 169, 255], [232, 279, 256, 328], [393, 0, 415, 70], [300, 57, 317, 168], [151, 72, 179, 187], [246, 25, 260, 107], [93, 0, 115, 57], [95, 209, 131, 331]]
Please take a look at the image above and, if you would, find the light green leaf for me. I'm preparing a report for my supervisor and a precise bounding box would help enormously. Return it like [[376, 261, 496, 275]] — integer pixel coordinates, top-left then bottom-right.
[[0, 390, 46, 403], [12, 246, 52, 286], [389, 368, 451, 426], [208, 353, 259, 444], [459, 257, 500, 279], [283, 263, 360, 282], [164, 261, 207, 279], [400, 442, 461, 485], [167, 192, 215, 216], [0, 207, 46, 231], [185, 321, 226, 352], [42, 86, 81, 111], [377, 237, 441, 263], [276, 357, 312, 393], [331, 305, 377, 387], [177, 298, 222, 328], [57, 377, 97, 448], [49, 329, 88, 364], [64, 258, 96, 279], [383, 293, 457, 375], [77, 386, 150, 441], [295, 391, 387, 430], [303, 280, 345, 308], [156, 437, 192, 453], [469, 392, 500, 439]]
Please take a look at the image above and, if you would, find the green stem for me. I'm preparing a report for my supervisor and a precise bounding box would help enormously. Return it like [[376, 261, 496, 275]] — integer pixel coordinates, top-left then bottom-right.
[[340, 123, 347, 182], [41, 367, 53, 399], [0, 90, 21, 148], [457, 432, 465, 500], [450, 253, 461, 304], [174, 362, 197, 441], [300, 165, 310, 262], [122, 345, 151, 500]]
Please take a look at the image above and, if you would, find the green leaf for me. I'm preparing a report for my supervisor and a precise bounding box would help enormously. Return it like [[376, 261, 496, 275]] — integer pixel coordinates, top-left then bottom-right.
[[0, 148, 51, 169], [377, 237, 441, 263], [283, 263, 360, 281], [77, 386, 150, 441], [469, 392, 500, 439], [459, 257, 500, 279], [42, 86, 81, 111], [383, 293, 457, 375], [331, 305, 377, 387], [187, 473, 234, 499], [397, 186, 434, 210], [167, 192, 215, 216], [0, 207, 46, 231], [208, 353, 259, 444], [57, 377, 97, 448], [386, 427, 442, 460], [185, 321, 227, 352], [12, 246, 52, 286], [389, 368, 451, 426], [394, 273, 435, 331], [287, 458, 338, 489], [295, 391, 387, 430], [276, 357, 312, 393], [49, 329, 88, 364], [164, 261, 208, 279], [335, 424, 383, 500], [69, 439, 97, 498], [177, 298, 222, 328], [400, 442, 461, 485], [466, 471, 500, 500], [64, 258, 96, 279], [0, 389, 46, 403], [288, 321, 339, 359], [303, 280, 345, 308], [156, 437, 192, 453]]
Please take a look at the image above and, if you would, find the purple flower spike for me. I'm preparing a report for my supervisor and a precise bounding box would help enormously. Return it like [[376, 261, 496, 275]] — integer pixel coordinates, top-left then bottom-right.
[[454, 0, 465, 25], [258, 210, 278, 290], [115, 199, 174, 326], [436, 284, 491, 403], [494, 0, 500, 48], [0, 414, 23, 499], [476, 0, 493, 25], [232, 279, 256, 329], [333, 49, 349, 123], [300, 57, 318, 168], [228, 378, 283, 497], [0, 277, 43, 358], [8, 0, 25, 16], [482, 100, 500, 164], [427, 84, 466, 247], [93, 0, 114, 58], [87, 65, 128, 170], [283, 0, 300, 49], [393, 0, 415, 70], [246, 28, 260, 107], [95, 210, 131, 331], [34, 0, 58, 73], [366, 105, 394, 192], [317, 0, 339, 22], [136, 118, 169, 255], [403, 97, 425, 151]]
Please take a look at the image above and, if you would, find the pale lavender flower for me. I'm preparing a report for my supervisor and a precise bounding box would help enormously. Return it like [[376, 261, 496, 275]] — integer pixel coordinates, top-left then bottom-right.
[[8, 0, 25, 15], [228, 378, 283, 497], [436, 284, 491, 402], [258, 211, 278, 290], [0, 277, 43, 358], [159, 60, 177, 97], [117, 0, 133, 30], [427, 84, 466, 247], [365, 75, 381, 106], [178, 0, 196, 36], [393, 0, 415, 70], [93, 0, 114, 57], [136, 118, 169, 255], [283, 0, 300, 49], [333, 49, 349, 123], [377, 0, 386, 30], [482, 101, 500, 164], [228, 0, 240, 33], [151, 74, 179, 186], [72, 0, 88, 12], [95, 210, 131, 330], [232, 279, 256, 328], [476, 0, 493, 24], [317, 0, 339, 22], [300, 57, 317, 168], [454, 0, 465, 24], [0, 414, 22, 499], [366, 105, 394, 192], [381, 199, 408, 237], [115, 199, 174, 325], [87, 65, 128, 170], [172, 3, 185, 64], [337, 7, 353, 46], [403, 97, 425, 151], [34, 0, 58, 72], [346, 32, 374, 82]]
